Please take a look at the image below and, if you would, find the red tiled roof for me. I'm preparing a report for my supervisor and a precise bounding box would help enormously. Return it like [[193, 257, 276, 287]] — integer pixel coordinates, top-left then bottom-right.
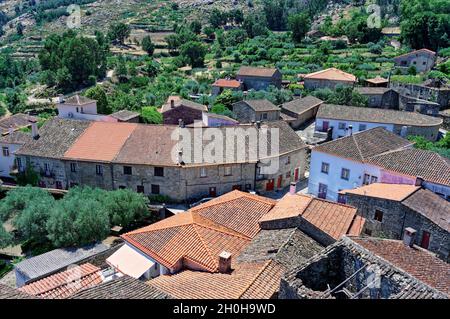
[[64, 122, 137, 162], [212, 79, 242, 88], [18, 263, 102, 299], [304, 68, 356, 82], [148, 260, 284, 299], [341, 183, 420, 201], [352, 237, 450, 295], [122, 191, 276, 272], [260, 193, 362, 240]]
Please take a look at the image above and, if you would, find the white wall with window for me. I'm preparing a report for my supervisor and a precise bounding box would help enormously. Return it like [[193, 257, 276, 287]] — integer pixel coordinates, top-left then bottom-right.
[[315, 118, 394, 140], [0, 142, 23, 178], [308, 150, 381, 201]]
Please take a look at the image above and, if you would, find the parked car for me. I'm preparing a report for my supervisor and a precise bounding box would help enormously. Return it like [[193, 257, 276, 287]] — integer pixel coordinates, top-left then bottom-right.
[[189, 197, 214, 208]]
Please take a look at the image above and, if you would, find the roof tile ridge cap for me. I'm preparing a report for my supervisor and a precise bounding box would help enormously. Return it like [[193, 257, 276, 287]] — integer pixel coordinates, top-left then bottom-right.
[[122, 236, 176, 269], [189, 193, 241, 211], [297, 194, 315, 217], [122, 212, 194, 236], [312, 195, 358, 210], [193, 212, 251, 240], [399, 186, 422, 203], [22, 264, 100, 295], [241, 192, 277, 206], [111, 123, 139, 162], [62, 121, 94, 158], [237, 260, 274, 298], [366, 145, 412, 161], [347, 238, 448, 296], [191, 222, 218, 271], [345, 213, 365, 236], [352, 133, 365, 162]]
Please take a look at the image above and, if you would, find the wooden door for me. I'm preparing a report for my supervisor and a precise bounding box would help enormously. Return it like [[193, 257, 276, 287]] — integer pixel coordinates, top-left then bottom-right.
[[322, 121, 329, 132], [318, 183, 327, 199], [277, 175, 282, 188], [294, 168, 299, 181], [420, 231, 430, 249], [266, 179, 274, 191]]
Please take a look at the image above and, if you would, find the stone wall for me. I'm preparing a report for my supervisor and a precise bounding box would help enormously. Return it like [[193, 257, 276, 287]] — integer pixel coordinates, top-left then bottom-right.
[[65, 161, 114, 190], [392, 124, 440, 141]]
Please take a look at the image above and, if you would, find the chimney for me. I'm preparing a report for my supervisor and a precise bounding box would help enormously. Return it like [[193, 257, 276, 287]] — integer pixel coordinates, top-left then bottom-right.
[[177, 150, 184, 165], [170, 99, 175, 108], [178, 119, 184, 128], [347, 125, 353, 136], [8, 125, 14, 135], [29, 119, 39, 140], [218, 251, 232, 273], [289, 182, 296, 195], [403, 227, 417, 247], [415, 176, 424, 186]]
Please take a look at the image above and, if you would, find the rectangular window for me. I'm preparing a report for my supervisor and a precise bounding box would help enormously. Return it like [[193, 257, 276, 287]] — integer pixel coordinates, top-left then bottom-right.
[[44, 163, 50, 172], [370, 176, 378, 184], [154, 167, 164, 177], [338, 122, 346, 130], [224, 166, 232, 176], [341, 168, 350, 180], [70, 163, 77, 173], [96, 165, 103, 176], [318, 183, 327, 199], [2, 147, 9, 157], [374, 210, 383, 222], [17, 158, 23, 171], [137, 185, 145, 193], [123, 166, 132, 175], [151, 184, 160, 194], [321, 162, 329, 174], [363, 174, 370, 185], [200, 167, 207, 177], [262, 113, 268, 120], [359, 124, 367, 131]]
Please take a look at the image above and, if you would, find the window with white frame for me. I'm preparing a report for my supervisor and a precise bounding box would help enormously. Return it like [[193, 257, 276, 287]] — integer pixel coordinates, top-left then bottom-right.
[[341, 168, 350, 180], [200, 167, 207, 177], [321, 162, 329, 174], [2, 147, 9, 157]]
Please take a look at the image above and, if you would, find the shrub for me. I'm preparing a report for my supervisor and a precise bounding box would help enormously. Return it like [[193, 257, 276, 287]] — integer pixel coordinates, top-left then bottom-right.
[[141, 106, 163, 124]]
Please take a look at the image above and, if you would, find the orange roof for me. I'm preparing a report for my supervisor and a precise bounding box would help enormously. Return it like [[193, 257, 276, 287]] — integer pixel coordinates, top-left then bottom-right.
[[365, 76, 388, 84], [212, 79, 242, 88], [190, 190, 277, 238], [304, 68, 356, 82], [19, 263, 102, 299], [64, 122, 137, 162], [340, 183, 420, 201], [121, 191, 276, 273], [260, 193, 361, 240], [148, 260, 284, 299]]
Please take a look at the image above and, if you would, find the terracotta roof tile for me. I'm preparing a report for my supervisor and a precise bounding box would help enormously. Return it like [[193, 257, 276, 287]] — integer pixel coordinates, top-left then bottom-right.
[[341, 183, 420, 201], [19, 263, 102, 299], [365, 76, 388, 84], [352, 237, 450, 295], [64, 122, 137, 162], [212, 79, 242, 88], [304, 68, 356, 82], [148, 260, 284, 299]]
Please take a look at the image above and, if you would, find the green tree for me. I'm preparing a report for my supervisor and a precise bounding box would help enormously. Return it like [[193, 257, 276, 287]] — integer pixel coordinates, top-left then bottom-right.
[[144, 60, 160, 78], [108, 23, 131, 44], [0, 186, 50, 222], [85, 85, 109, 114], [0, 225, 12, 249], [102, 189, 149, 226], [141, 106, 163, 124], [46, 187, 110, 247], [209, 9, 226, 28], [16, 22, 24, 36], [141, 36, 155, 56], [189, 20, 202, 34], [180, 41, 207, 67], [288, 13, 311, 43], [211, 103, 234, 118]]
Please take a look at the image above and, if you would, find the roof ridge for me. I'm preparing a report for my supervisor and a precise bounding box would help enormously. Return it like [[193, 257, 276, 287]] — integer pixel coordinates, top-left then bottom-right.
[[61, 121, 94, 158], [192, 212, 251, 240], [191, 223, 218, 271], [111, 123, 139, 162], [352, 134, 365, 161]]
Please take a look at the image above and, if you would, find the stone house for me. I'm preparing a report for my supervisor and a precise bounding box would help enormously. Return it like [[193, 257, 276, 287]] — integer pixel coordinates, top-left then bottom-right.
[[341, 183, 449, 262], [315, 103, 442, 141], [0, 113, 36, 135], [232, 99, 280, 123], [354, 87, 399, 109], [160, 98, 208, 125], [364, 76, 388, 87], [391, 81, 450, 110], [15, 118, 307, 202], [393, 48, 436, 73], [303, 68, 356, 90], [308, 127, 450, 201], [236, 66, 282, 90], [280, 96, 323, 129], [279, 236, 449, 299]]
